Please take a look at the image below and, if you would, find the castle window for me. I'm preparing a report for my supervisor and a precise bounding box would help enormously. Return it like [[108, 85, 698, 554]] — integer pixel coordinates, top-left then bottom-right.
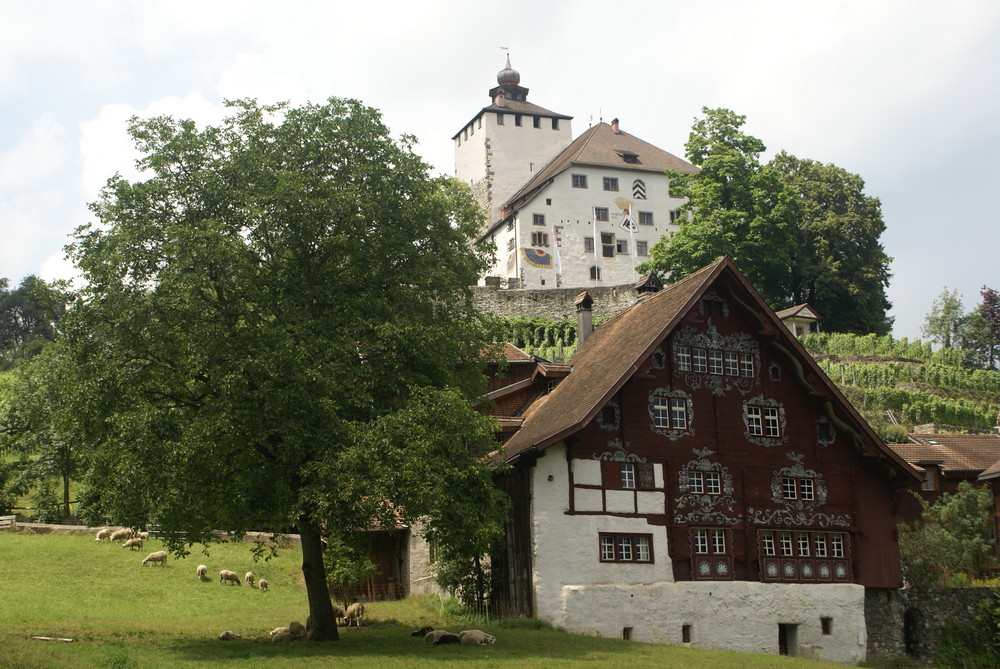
[[552, 118, 559, 130], [530, 232, 549, 247], [636, 240, 648, 256], [506, 238, 515, 251], [601, 232, 615, 258], [595, 207, 609, 222], [533, 213, 545, 226], [515, 114, 522, 126], [533, 116, 541, 128], [616, 239, 628, 254], [590, 266, 601, 280], [603, 177, 619, 191], [496, 113, 504, 125], [670, 210, 680, 224], [600, 533, 653, 563], [584, 237, 595, 253], [572, 174, 588, 188], [639, 211, 654, 225]]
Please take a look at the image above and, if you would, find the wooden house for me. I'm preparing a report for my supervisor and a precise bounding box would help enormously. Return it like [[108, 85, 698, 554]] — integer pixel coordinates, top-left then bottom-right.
[[486, 257, 919, 662]]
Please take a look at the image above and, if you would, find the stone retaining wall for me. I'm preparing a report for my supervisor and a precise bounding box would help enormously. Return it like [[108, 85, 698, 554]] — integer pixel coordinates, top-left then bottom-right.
[[472, 283, 639, 321], [865, 587, 997, 661]]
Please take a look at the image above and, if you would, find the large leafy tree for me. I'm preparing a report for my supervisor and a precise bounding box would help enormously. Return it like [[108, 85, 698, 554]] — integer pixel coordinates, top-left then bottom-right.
[[54, 98, 509, 640], [922, 288, 966, 349], [0, 275, 71, 369], [642, 107, 798, 306], [768, 152, 893, 334]]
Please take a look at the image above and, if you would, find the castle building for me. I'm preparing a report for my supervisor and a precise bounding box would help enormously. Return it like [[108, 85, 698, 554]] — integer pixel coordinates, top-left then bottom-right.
[[455, 59, 698, 289]]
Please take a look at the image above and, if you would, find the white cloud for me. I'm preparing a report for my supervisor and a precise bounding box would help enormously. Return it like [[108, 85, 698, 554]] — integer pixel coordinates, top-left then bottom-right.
[[0, 113, 70, 191]]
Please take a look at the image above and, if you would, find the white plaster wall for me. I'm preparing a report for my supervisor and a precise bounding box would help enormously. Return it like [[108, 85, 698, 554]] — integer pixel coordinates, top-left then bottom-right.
[[512, 166, 687, 288], [551, 581, 867, 664], [406, 524, 444, 597], [530, 443, 867, 664], [573, 458, 602, 486]]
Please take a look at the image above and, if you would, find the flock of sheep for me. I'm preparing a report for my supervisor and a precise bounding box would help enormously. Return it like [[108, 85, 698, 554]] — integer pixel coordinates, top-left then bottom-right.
[[92, 526, 497, 647], [94, 526, 270, 590]]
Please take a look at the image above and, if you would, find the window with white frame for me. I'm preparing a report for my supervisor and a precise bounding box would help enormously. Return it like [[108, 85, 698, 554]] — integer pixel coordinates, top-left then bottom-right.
[[670, 398, 688, 429], [747, 404, 781, 438], [620, 463, 636, 489], [692, 348, 708, 373], [676, 346, 691, 371], [708, 350, 724, 375], [600, 533, 653, 563], [652, 397, 670, 428], [724, 351, 739, 376]]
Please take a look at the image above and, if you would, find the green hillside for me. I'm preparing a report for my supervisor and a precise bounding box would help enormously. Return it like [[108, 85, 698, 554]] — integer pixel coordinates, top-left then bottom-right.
[[499, 320, 1000, 443]]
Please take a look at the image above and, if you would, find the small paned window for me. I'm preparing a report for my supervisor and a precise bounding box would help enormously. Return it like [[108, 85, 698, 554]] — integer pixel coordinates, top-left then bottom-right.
[[704, 471, 721, 495], [669, 210, 680, 224], [693, 529, 709, 554], [782, 477, 797, 499], [762, 531, 776, 556], [533, 116, 541, 128], [590, 266, 601, 280], [530, 232, 549, 247], [708, 350, 724, 375], [724, 352, 739, 376], [584, 237, 595, 252], [740, 353, 754, 377], [601, 232, 615, 258], [616, 239, 628, 254], [533, 213, 545, 226], [595, 207, 610, 222], [572, 174, 588, 188], [800, 478, 815, 501], [600, 534, 653, 563], [779, 532, 793, 556], [831, 534, 845, 558], [603, 177, 619, 191], [636, 240, 648, 256], [652, 397, 669, 428], [620, 463, 636, 490], [712, 530, 727, 554], [497, 113, 504, 125], [747, 406, 764, 436], [692, 348, 708, 373], [689, 471, 704, 494], [763, 408, 780, 437], [797, 533, 811, 556], [670, 399, 688, 429], [639, 211, 654, 225], [676, 346, 691, 371], [814, 535, 828, 557]]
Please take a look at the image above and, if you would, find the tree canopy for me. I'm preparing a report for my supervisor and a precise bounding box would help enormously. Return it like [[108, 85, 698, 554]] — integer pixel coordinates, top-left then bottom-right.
[[39, 98, 509, 640], [0, 275, 71, 369], [642, 107, 893, 334]]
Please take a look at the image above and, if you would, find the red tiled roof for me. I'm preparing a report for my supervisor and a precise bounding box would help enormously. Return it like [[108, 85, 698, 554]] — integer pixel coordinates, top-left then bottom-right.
[[889, 433, 1000, 475]]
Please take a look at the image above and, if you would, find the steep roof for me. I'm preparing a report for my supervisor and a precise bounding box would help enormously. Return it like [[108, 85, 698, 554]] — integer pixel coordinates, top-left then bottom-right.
[[505, 121, 698, 212], [775, 303, 821, 321], [452, 100, 573, 140], [497, 257, 919, 486], [889, 433, 1000, 475]]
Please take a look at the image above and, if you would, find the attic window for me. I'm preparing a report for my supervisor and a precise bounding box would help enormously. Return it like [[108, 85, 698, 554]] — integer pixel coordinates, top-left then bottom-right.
[[617, 151, 640, 164]]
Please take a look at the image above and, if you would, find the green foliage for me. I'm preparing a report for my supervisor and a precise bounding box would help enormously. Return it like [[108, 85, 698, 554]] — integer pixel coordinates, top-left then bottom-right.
[[769, 152, 892, 335], [322, 531, 378, 607], [923, 287, 966, 349], [932, 593, 1000, 667], [33, 97, 504, 639], [898, 482, 995, 588], [641, 108, 797, 306], [0, 275, 71, 370]]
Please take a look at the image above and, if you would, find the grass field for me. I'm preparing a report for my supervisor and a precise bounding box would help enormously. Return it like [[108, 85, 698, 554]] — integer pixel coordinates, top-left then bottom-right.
[[0, 529, 851, 669]]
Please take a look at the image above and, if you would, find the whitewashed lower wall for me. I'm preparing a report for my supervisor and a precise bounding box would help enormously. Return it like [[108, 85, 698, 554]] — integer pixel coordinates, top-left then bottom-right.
[[407, 525, 444, 597], [530, 443, 867, 664]]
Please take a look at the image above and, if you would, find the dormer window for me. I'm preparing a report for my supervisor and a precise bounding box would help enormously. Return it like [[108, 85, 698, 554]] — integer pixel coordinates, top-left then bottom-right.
[[617, 151, 640, 164]]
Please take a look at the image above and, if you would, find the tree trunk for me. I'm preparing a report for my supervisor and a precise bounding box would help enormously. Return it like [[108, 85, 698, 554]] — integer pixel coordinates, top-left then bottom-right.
[[299, 515, 339, 641], [62, 472, 71, 519]]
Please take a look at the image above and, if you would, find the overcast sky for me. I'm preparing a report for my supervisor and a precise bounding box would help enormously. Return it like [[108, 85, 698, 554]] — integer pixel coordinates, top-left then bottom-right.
[[2, 0, 997, 339]]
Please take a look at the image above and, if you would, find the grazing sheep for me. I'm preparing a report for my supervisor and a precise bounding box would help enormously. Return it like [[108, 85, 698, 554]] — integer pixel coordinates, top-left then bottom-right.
[[219, 569, 241, 585], [343, 602, 365, 627], [258, 578, 268, 592], [109, 528, 131, 542], [196, 565, 208, 580], [141, 551, 167, 567], [459, 630, 497, 645], [95, 528, 111, 542], [271, 632, 295, 643], [137, 531, 149, 540], [331, 603, 346, 623], [244, 571, 254, 588], [411, 626, 434, 637], [424, 630, 454, 643], [269, 626, 291, 637], [121, 537, 143, 550], [218, 630, 240, 641], [288, 621, 306, 638]]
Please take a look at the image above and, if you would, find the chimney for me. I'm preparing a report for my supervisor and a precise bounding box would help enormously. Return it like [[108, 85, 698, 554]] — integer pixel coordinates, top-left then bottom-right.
[[611, 118, 620, 134], [575, 291, 594, 344]]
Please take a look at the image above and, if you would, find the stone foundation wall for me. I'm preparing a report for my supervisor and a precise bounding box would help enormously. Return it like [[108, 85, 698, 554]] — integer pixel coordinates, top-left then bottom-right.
[[472, 284, 639, 321], [865, 587, 997, 661]]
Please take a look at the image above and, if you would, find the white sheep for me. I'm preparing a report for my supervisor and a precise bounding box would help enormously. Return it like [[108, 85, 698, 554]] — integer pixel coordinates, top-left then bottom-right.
[[343, 602, 365, 627], [196, 565, 208, 580], [109, 528, 131, 542], [424, 629, 453, 643], [137, 531, 149, 540], [271, 631, 295, 643], [219, 569, 241, 585], [95, 528, 110, 542], [258, 578, 268, 592], [121, 537, 143, 550], [458, 630, 497, 645], [289, 621, 306, 638], [269, 626, 291, 637], [331, 603, 346, 623], [142, 551, 167, 567], [218, 630, 240, 641], [244, 571, 255, 588]]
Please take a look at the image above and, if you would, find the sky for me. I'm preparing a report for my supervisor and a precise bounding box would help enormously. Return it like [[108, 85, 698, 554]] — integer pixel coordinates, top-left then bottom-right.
[[2, 0, 998, 340]]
